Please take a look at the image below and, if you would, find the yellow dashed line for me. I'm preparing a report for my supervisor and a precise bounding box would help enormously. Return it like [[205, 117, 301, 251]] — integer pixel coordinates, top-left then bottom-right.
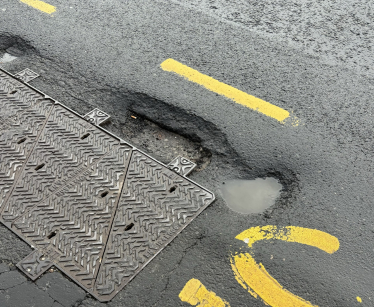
[[20, 0, 56, 14], [161, 58, 294, 123]]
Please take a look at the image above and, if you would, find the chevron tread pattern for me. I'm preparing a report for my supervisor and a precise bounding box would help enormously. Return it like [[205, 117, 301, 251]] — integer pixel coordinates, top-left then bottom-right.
[[12, 145, 132, 288], [0, 73, 53, 212], [1, 105, 119, 223], [94, 151, 214, 299]]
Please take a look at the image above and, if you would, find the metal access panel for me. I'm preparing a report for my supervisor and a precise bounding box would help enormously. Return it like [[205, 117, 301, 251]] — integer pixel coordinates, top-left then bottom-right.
[[0, 68, 215, 302]]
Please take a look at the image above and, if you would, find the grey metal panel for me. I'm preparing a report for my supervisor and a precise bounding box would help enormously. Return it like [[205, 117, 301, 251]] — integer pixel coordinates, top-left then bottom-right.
[[13, 144, 133, 289], [1, 104, 119, 225], [0, 68, 215, 302]]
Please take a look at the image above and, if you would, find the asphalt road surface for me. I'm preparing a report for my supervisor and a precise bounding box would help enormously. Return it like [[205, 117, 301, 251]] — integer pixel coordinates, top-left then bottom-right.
[[0, 0, 373, 306]]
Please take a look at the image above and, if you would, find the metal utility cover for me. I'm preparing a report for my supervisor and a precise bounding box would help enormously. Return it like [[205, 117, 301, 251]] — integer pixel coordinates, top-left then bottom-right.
[[0, 68, 215, 302]]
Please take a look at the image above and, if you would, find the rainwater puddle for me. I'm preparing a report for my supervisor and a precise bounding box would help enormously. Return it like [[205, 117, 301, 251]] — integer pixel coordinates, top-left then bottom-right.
[[220, 178, 282, 214], [0, 53, 17, 63]]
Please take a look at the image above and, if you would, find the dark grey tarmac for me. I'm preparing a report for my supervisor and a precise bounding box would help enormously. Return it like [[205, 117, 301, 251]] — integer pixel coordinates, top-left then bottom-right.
[[0, 0, 373, 306]]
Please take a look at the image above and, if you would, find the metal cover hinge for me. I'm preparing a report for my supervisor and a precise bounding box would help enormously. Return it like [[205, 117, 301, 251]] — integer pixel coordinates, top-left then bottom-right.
[[14, 68, 40, 83], [167, 156, 196, 176], [84, 108, 111, 125], [16, 250, 53, 280]]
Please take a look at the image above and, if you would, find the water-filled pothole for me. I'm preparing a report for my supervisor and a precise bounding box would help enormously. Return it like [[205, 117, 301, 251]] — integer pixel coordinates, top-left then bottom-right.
[[220, 178, 282, 214], [0, 53, 17, 64]]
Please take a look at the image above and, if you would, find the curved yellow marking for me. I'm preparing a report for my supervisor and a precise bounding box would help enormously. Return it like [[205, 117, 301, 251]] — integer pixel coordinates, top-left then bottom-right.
[[179, 278, 230, 307], [231, 226, 340, 307], [236, 225, 339, 253], [231, 253, 317, 307]]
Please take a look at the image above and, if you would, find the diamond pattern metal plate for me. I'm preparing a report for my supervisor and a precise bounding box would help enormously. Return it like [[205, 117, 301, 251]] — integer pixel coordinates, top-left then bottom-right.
[[0, 68, 215, 302]]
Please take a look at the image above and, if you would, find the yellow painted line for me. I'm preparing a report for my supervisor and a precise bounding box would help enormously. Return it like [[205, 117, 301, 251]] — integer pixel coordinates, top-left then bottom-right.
[[231, 226, 339, 307], [179, 278, 230, 307], [161, 58, 292, 123], [20, 0, 56, 14], [357, 296, 362, 303]]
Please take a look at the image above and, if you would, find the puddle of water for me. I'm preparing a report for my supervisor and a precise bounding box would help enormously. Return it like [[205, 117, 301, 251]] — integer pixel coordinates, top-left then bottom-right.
[[220, 178, 282, 214], [0, 53, 17, 63]]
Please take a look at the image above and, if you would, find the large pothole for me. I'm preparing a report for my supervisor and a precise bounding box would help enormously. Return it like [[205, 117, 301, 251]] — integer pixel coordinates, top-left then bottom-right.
[[0, 33, 299, 218]]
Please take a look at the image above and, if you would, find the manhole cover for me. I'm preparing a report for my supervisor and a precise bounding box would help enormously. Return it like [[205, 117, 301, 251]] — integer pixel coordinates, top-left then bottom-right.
[[0, 68, 215, 302]]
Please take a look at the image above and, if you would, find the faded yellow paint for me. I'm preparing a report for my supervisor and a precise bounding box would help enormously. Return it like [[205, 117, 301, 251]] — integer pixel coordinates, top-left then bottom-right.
[[231, 226, 340, 307], [236, 225, 339, 253], [20, 0, 56, 14], [230, 259, 258, 299], [179, 278, 230, 307], [357, 296, 362, 303], [160, 59, 292, 123]]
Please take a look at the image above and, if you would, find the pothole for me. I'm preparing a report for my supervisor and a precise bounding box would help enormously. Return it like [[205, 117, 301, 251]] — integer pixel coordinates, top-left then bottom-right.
[[0, 34, 36, 57], [115, 114, 211, 170], [0, 33, 299, 215], [220, 178, 282, 214]]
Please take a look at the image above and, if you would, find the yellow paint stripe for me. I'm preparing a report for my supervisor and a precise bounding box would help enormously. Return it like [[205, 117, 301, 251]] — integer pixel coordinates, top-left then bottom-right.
[[231, 226, 340, 307], [179, 278, 230, 307], [236, 225, 339, 253], [20, 0, 56, 14], [161, 58, 291, 123], [231, 253, 317, 307]]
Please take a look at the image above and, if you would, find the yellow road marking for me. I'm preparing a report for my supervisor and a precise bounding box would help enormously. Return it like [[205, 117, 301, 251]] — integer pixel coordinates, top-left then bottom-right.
[[236, 225, 339, 253], [20, 0, 56, 14], [179, 278, 230, 307], [357, 296, 362, 303], [161, 58, 292, 123], [231, 226, 339, 307]]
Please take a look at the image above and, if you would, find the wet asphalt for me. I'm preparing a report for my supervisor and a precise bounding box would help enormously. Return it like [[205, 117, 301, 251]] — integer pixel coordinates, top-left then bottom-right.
[[0, 0, 373, 306]]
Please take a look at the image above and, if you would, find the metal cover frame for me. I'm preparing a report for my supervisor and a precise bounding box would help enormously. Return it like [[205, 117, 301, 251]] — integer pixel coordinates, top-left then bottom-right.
[[0, 67, 215, 302]]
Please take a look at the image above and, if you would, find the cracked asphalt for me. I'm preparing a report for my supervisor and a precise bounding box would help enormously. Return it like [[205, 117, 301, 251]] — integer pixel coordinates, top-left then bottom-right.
[[0, 262, 85, 307], [0, 0, 374, 306]]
